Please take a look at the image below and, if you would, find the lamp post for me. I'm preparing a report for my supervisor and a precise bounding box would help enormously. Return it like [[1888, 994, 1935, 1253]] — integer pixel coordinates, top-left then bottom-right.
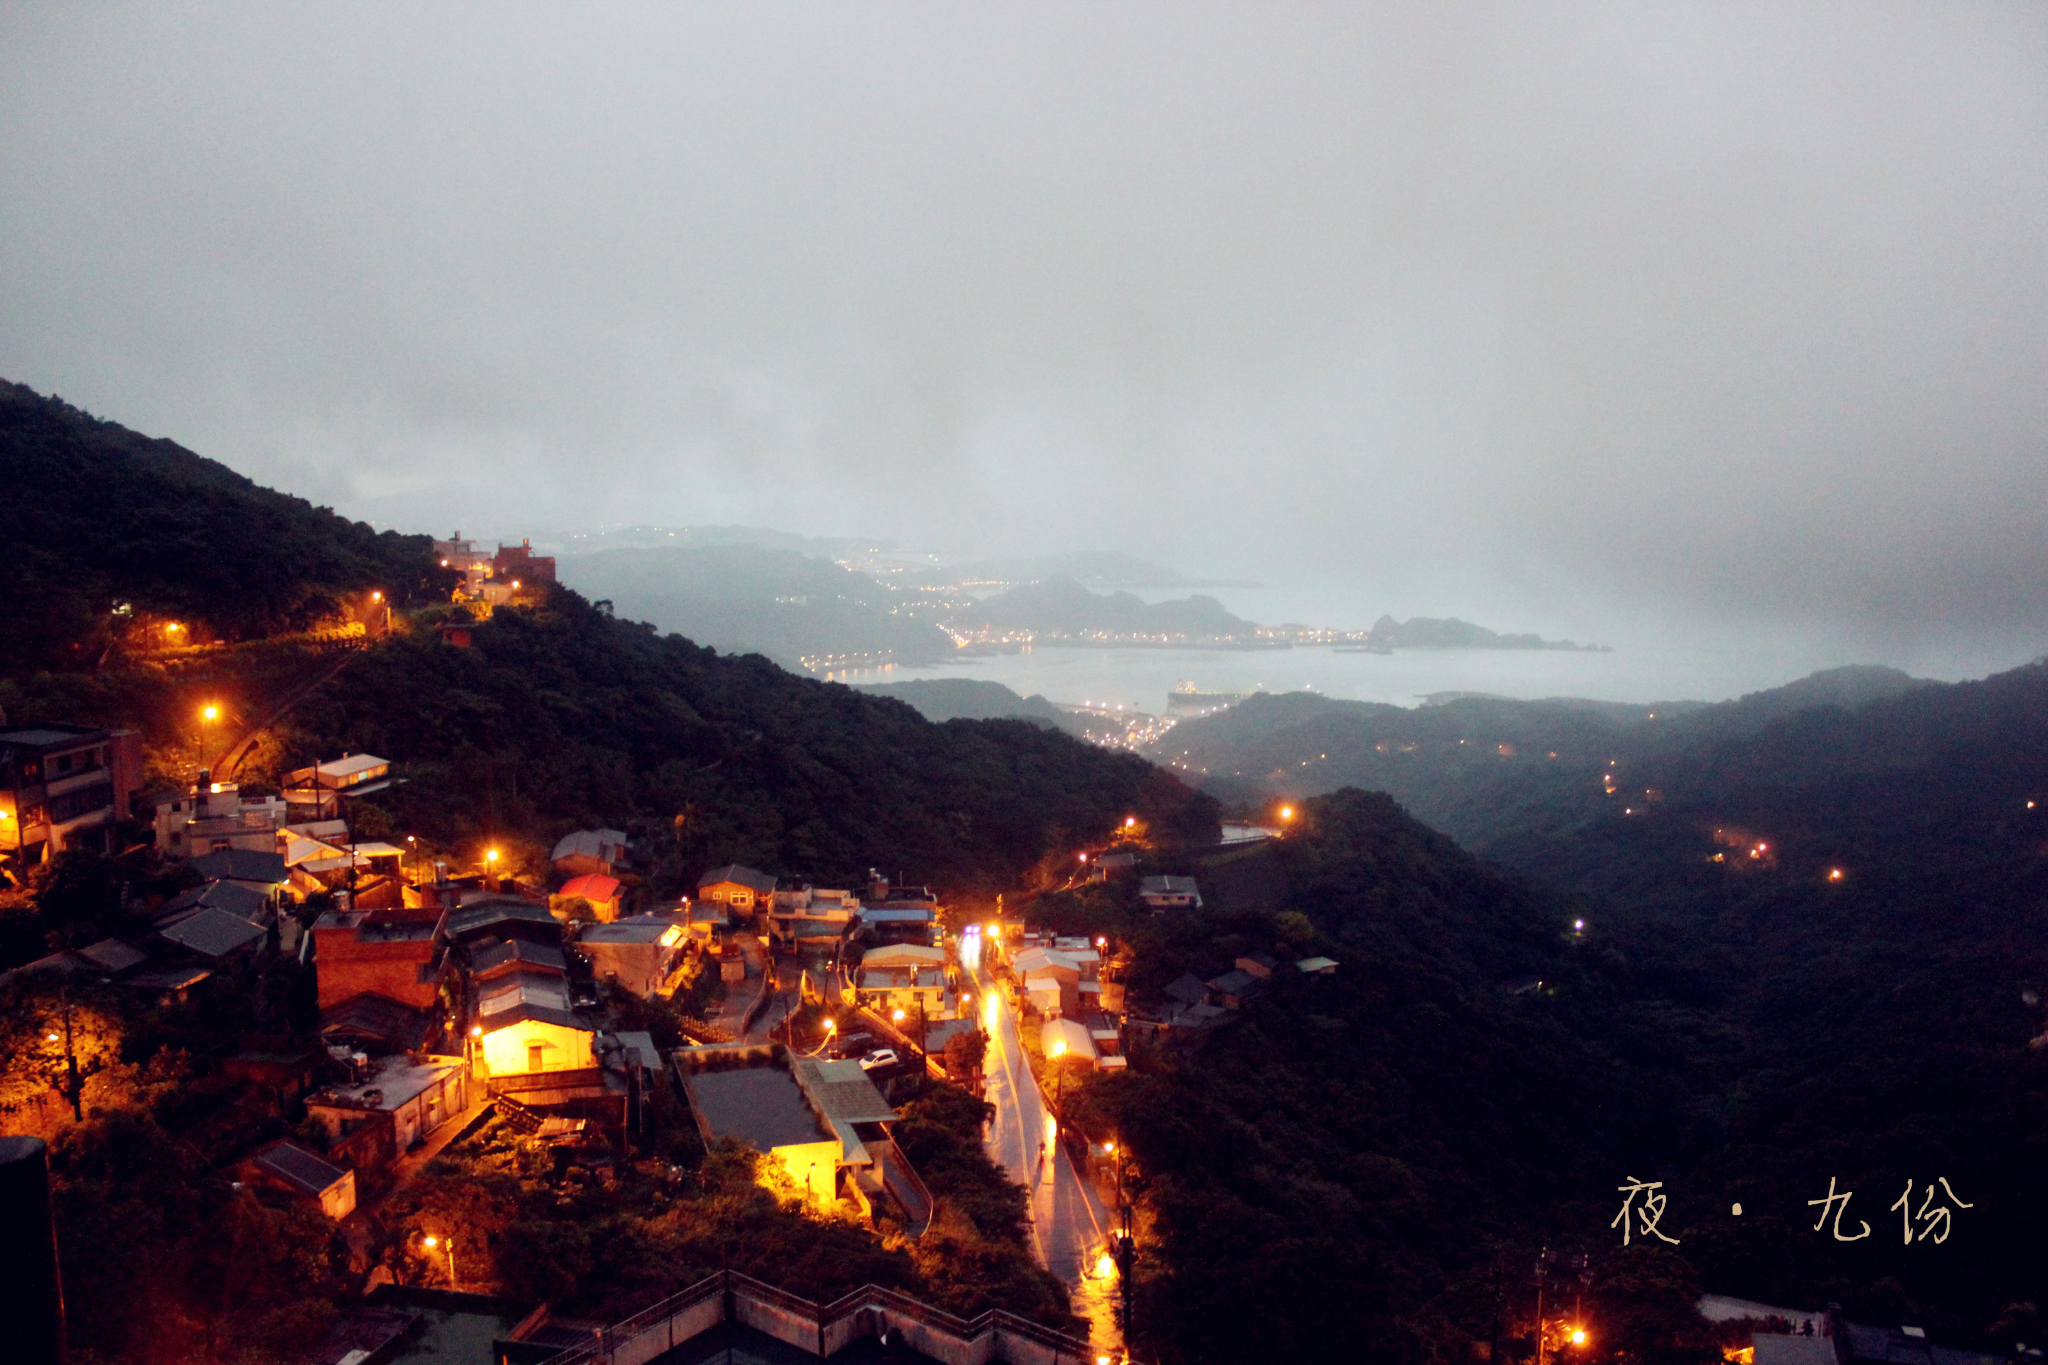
[[423, 1234, 459, 1291], [196, 703, 219, 777]]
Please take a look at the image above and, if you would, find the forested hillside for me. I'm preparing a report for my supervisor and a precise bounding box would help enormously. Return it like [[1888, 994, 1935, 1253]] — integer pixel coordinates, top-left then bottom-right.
[[1129, 666, 2048, 1358], [0, 381, 449, 673], [1043, 787, 2047, 1362], [269, 588, 1214, 897]]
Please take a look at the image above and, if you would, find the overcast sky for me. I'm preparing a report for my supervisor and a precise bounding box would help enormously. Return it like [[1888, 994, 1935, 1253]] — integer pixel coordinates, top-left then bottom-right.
[[3, 3, 2045, 669]]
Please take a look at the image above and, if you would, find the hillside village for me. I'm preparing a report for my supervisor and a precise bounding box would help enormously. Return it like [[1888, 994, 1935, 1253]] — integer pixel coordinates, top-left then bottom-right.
[[1, 688, 1298, 1365]]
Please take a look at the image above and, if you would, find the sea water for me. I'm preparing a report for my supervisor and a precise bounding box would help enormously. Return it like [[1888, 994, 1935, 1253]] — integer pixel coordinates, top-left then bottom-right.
[[851, 633, 2027, 714]]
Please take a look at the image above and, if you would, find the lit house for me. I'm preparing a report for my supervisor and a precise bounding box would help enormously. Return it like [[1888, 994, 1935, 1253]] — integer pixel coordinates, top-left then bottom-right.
[[1013, 947, 1082, 1018], [675, 1045, 921, 1222], [853, 943, 951, 1019], [574, 918, 686, 997], [153, 775, 289, 856], [305, 1053, 472, 1175], [698, 865, 778, 915], [474, 981, 598, 1085], [553, 873, 622, 922], [1139, 875, 1203, 913], [767, 885, 859, 952], [282, 753, 394, 819], [0, 724, 144, 865]]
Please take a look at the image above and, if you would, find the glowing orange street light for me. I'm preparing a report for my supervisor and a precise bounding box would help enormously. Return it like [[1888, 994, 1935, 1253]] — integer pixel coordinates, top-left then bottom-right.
[[1570, 1329, 1588, 1347], [486, 848, 499, 864], [892, 1008, 906, 1023], [1828, 869, 1845, 882], [825, 1019, 837, 1032], [1124, 816, 1136, 828], [201, 704, 219, 722], [1279, 806, 1294, 820]]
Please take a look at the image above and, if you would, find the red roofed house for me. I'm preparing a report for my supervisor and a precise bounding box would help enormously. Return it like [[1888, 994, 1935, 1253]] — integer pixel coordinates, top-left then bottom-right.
[[553, 874, 622, 923]]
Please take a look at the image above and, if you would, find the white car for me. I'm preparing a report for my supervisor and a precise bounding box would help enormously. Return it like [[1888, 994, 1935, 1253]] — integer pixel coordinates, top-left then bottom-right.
[[857, 1049, 900, 1072]]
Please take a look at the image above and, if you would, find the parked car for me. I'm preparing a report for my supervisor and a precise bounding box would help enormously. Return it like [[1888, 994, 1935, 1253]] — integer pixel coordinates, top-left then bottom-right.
[[856, 1049, 899, 1073], [832, 1032, 875, 1060]]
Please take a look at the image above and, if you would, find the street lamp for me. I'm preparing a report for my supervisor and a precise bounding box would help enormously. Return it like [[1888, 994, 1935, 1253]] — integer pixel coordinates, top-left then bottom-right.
[[422, 1234, 459, 1291], [196, 703, 220, 775]]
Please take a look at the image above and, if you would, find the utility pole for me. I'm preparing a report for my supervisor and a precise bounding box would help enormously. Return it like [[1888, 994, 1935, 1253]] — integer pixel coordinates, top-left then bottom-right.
[[59, 990, 82, 1122]]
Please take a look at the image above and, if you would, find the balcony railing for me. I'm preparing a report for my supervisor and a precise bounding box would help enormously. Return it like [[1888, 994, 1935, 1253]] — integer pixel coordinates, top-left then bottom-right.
[[535, 1267, 1091, 1365]]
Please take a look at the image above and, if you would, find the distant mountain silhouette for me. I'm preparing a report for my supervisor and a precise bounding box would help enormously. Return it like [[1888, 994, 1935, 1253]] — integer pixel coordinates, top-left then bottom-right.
[[1366, 613, 1609, 651], [557, 544, 955, 668], [853, 678, 1085, 735], [962, 574, 1254, 637]]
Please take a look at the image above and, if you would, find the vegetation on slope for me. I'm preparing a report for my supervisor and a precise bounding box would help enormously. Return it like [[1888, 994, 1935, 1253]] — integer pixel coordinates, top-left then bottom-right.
[[0, 380, 450, 673], [1046, 782, 2048, 1362]]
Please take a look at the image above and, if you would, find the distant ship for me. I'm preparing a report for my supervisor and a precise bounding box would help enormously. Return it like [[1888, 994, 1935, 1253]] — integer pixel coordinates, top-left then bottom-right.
[[1333, 642, 1393, 654], [1167, 681, 1254, 713]]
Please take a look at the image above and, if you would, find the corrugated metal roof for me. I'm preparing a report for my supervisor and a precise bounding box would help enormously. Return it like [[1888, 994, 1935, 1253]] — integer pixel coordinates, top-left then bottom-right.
[[252, 1141, 349, 1197], [158, 907, 267, 957]]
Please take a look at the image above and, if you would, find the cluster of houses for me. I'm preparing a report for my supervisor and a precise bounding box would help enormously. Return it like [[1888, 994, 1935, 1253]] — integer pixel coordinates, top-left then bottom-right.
[[3, 722, 980, 1236], [1152, 951, 1338, 1033], [432, 532, 556, 612]]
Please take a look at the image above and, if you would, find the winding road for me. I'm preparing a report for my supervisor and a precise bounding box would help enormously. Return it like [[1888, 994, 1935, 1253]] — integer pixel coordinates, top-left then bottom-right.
[[974, 969, 1121, 1354]]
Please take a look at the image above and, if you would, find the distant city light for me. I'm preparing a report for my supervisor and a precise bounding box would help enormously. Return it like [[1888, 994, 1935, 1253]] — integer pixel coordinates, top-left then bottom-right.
[[1829, 869, 1844, 882], [1574, 919, 1585, 931]]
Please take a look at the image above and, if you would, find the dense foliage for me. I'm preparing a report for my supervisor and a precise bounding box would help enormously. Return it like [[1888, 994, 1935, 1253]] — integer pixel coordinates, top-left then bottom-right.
[[1097, 667, 2048, 1361], [258, 587, 1215, 898], [0, 380, 450, 673]]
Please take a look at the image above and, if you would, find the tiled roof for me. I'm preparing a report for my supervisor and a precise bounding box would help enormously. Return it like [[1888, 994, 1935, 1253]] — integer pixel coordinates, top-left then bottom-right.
[[158, 907, 267, 957]]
